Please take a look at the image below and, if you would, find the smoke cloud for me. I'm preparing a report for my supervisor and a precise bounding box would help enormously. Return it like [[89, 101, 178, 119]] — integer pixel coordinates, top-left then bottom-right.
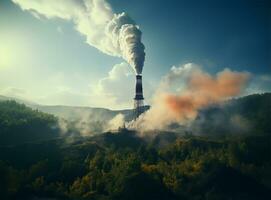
[[106, 113, 125, 131], [130, 63, 250, 131], [12, 0, 145, 74], [57, 112, 125, 137]]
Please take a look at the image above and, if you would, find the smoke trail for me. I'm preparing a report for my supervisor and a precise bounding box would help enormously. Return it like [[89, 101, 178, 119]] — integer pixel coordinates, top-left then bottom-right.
[[12, 0, 145, 74], [130, 64, 250, 131], [106, 113, 125, 131]]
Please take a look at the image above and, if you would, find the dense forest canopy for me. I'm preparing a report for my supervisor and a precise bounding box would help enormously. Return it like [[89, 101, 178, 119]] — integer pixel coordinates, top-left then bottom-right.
[[0, 101, 59, 145], [191, 93, 271, 136], [0, 93, 270, 200]]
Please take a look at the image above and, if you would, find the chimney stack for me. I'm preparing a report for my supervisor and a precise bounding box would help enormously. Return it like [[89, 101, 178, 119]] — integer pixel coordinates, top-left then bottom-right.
[[134, 75, 144, 119]]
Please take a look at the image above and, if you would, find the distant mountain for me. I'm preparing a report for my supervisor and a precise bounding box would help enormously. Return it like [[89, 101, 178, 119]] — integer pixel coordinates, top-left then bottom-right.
[[33, 104, 131, 121], [32, 104, 151, 123], [1, 93, 270, 138], [0, 95, 37, 106], [0, 95, 149, 122]]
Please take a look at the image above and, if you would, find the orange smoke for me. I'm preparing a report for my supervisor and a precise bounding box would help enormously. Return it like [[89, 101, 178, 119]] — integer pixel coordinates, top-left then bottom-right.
[[129, 65, 250, 131], [165, 69, 250, 121]]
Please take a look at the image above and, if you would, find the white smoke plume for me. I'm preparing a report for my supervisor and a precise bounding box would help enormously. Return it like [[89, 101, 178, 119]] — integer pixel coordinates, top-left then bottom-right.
[[12, 0, 145, 74], [106, 113, 125, 131], [57, 118, 69, 135], [129, 63, 250, 131], [57, 113, 125, 136]]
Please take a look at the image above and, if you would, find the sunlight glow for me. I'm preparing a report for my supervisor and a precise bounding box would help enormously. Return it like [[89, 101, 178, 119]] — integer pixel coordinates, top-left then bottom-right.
[[0, 45, 14, 69], [0, 32, 30, 70]]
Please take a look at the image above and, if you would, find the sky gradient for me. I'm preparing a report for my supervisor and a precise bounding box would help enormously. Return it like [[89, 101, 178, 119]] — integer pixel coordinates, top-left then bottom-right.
[[0, 0, 270, 109]]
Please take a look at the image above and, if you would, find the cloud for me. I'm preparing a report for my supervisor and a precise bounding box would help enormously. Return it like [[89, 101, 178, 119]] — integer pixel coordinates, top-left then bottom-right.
[[91, 62, 154, 109], [91, 62, 134, 108], [37, 88, 90, 106], [33, 62, 150, 109], [158, 63, 201, 93], [0, 61, 153, 109]]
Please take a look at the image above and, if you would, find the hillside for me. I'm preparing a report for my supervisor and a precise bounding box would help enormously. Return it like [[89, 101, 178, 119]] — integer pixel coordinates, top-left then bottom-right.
[[189, 93, 271, 136], [0, 95, 149, 122], [0, 101, 60, 145], [0, 93, 270, 145], [0, 130, 270, 200], [0, 94, 270, 199], [1, 93, 270, 134]]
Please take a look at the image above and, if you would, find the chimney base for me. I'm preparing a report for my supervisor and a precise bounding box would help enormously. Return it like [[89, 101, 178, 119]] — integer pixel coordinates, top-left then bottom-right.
[[134, 99, 144, 119]]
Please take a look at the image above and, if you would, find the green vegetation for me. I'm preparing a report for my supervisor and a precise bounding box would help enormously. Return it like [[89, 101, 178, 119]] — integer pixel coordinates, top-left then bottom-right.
[[0, 94, 270, 200], [0, 132, 270, 200], [0, 101, 59, 145], [191, 93, 271, 136]]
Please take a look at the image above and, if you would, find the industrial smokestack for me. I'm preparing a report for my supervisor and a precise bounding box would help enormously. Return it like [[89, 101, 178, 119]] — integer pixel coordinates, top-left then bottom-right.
[[134, 75, 144, 118], [135, 75, 144, 100]]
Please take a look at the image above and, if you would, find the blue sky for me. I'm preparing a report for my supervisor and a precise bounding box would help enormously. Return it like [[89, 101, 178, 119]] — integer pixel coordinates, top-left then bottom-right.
[[109, 0, 270, 74], [0, 0, 270, 109]]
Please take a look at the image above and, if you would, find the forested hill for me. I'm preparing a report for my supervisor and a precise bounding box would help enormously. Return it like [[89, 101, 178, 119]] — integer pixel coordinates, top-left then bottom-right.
[[0, 94, 270, 199], [0, 101, 60, 145], [0, 94, 151, 123], [1, 93, 270, 134], [191, 93, 271, 136], [0, 128, 270, 200], [0, 93, 270, 145]]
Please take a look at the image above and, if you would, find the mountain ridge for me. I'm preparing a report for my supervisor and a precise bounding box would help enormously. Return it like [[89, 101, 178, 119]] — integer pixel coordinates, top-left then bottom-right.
[[0, 95, 151, 121]]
